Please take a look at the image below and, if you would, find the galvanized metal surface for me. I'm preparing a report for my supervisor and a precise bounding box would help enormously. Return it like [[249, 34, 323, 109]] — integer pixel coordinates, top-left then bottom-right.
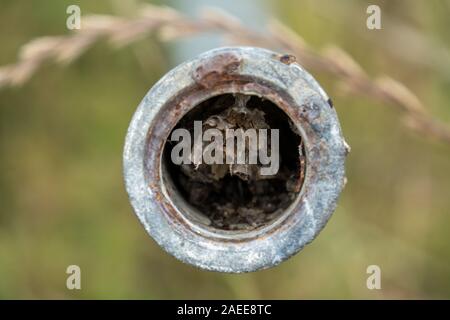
[[123, 47, 348, 273]]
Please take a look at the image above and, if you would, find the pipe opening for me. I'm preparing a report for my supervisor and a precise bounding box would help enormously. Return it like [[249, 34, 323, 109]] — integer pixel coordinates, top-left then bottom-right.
[[162, 93, 305, 232]]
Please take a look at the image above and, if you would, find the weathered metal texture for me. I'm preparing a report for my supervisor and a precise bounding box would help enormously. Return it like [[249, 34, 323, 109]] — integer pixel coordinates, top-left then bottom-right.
[[123, 47, 348, 273]]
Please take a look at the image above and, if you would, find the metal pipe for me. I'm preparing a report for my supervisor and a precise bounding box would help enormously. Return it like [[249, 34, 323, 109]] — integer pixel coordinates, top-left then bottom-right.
[[123, 47, 349, 273]]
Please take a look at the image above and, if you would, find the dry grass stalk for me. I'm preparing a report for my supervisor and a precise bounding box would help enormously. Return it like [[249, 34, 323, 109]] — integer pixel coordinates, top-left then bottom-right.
[[0, 4, 449, 144]]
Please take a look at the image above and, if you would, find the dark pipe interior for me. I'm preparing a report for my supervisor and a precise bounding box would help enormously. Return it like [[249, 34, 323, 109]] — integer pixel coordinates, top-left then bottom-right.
[[163, 93, 305, 231]]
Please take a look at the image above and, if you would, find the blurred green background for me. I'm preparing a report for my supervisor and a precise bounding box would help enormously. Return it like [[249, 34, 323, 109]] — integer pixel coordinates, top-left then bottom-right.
[[1, 0, 450, 299]]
